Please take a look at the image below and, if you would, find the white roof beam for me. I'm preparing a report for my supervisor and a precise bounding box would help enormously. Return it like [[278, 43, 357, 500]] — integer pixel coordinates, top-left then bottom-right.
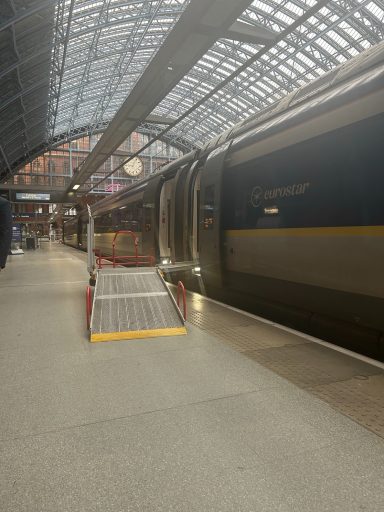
[[66, 0, 254, 193], [225, 21, 276, 45]]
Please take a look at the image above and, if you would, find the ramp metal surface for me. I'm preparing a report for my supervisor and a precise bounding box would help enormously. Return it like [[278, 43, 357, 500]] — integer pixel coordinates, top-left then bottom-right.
[[90, 267, 186, 342]]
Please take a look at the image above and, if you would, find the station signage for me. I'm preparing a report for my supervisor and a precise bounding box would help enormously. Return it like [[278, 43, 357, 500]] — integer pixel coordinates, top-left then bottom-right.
[[13, 213, 35, 218], [105, 184, 123, 193], [11, 225, 22, 243], [16, 193, 51, 201]]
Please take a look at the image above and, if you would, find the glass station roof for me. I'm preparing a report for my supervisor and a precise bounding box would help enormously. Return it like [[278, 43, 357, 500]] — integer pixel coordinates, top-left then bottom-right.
[[49, 0, 384, 151], [51, 0, 187, 138], [1, 0, 384, 180]]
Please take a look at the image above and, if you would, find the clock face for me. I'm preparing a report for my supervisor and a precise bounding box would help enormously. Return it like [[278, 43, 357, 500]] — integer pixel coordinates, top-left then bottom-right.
[[123, 157, 143, 177]]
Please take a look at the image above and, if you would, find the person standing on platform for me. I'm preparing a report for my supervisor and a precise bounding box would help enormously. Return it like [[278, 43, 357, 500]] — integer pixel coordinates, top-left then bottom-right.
[[0, 196, 12, 271]]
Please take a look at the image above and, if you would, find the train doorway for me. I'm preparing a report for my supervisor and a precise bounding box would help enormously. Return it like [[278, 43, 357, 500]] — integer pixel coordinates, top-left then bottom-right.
[[159, 179, 173, 262], [191, 170, 201, 261]]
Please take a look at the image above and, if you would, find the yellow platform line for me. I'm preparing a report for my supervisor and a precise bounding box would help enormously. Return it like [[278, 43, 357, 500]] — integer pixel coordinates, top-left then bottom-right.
[[90, 326, 187, 343]]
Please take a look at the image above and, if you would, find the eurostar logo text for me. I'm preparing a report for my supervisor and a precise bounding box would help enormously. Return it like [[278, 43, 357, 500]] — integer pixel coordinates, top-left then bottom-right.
[[250, 182, 310, 208], [250, 186, 263, 207]]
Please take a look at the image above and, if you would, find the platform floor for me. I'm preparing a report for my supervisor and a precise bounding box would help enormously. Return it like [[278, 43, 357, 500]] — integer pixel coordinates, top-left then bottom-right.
[[0, 243, 383, 512]]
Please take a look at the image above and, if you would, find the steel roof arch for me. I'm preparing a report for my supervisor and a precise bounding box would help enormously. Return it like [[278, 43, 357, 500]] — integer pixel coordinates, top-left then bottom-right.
[[1, 0, 384, 182]]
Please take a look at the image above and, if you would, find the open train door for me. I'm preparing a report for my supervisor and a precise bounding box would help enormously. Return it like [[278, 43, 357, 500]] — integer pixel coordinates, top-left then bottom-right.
[[199, 141, 232, 292], [142, 174, 164, 261], [158, 176, 174, 263], [170, 162, 196, 263], [184, 161, 201, 262]]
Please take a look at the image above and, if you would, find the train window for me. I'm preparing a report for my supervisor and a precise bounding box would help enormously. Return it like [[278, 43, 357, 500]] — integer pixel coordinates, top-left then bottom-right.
[[94, 213, 113, 233], [111, 209, 120, 228], [203, 185, 215, 230], [120, 201, 143, 232]]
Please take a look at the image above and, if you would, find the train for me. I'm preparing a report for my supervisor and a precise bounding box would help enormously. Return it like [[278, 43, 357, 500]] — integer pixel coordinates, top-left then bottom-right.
[[64, 40, 384, 360]]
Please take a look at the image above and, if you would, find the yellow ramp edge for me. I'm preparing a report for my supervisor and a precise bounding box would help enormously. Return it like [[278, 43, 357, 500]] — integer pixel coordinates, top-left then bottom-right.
[[90, 326, 187, 343]]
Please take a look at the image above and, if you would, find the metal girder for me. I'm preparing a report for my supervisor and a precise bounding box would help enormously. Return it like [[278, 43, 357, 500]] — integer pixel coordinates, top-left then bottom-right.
[[224, 21, 276, 45], [0, 145, 11, 174], [85, 0, 165, 132], [1, 183, 67, 193], [3, 0, 384, 186], [65, 0, 112, 135], [0, 78, 49, 113], [66, 0, 254, 192], [86, 0, 333, 193], [0, 0, 55, 32], [48, 0, 76, 138], [0, 46, 51, 81], [0, 0, 54, 182], [0, 100, 48, 136], [145, 114, 175, 125], [156, 0, 382, 147]]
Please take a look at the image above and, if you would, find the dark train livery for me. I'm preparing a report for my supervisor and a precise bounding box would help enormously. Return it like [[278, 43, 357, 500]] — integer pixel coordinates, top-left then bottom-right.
[[65, 41, 384, 359]]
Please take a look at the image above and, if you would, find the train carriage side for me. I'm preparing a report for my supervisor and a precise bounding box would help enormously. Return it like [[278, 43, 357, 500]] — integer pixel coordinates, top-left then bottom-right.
[[63, 217, 79, 248], [198, 55, 384, 358], [89, 154, 198, 265], [92, 188, 147, 260]]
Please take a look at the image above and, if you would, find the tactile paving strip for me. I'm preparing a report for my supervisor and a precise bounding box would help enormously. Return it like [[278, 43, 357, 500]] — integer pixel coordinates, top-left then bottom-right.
[[308, 374, 384, 438], [182, 289, 384, 438], [206, 325, 309, 352], [188, 310, 253, 330]]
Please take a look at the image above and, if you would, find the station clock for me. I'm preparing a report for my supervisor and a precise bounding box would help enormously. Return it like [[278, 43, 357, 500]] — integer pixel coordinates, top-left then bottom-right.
[[123, 157, 144, 177]]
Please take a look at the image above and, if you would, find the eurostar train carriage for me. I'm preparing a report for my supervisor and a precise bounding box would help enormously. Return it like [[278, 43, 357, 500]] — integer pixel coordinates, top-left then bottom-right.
[[65, 40, 384, 359]]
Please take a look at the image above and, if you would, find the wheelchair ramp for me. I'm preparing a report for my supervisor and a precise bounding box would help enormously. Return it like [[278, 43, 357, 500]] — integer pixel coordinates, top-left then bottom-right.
[[90, 267, 186, 342]]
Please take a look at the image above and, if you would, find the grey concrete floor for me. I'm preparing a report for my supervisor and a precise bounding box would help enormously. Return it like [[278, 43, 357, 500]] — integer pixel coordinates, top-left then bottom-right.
[[0, 243, 383, 511]]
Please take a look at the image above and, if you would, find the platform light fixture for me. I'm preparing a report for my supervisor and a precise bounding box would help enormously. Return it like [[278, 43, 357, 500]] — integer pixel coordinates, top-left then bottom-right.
[[72, 184, 80, 190]]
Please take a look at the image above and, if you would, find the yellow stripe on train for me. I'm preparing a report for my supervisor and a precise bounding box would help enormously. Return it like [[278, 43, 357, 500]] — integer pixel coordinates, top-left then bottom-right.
[[225, 226, 384, 238]]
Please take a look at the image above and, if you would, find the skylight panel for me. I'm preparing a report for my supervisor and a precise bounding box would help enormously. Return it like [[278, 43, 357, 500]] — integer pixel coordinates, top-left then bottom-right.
[[274, 10, 294, 25], [338, 22, 362, 41], [221, 61, 237, 72], [347, 47, 360, 57], [327, 30, 350, 49], [254, 1, 274, 15], [316, 37, 338, 55], [287, 58, 306, 74], [49, 0, 384, 149], [360, 39, 372, 49], [279, 64, 295, 77], [285, 2, 304, 17], [366, 2, 384, 19]]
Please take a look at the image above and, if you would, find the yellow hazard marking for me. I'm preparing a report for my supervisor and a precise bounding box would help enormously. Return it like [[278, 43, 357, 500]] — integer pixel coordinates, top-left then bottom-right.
[[225, 225, 384, 238], [90, 326, 187, 343]]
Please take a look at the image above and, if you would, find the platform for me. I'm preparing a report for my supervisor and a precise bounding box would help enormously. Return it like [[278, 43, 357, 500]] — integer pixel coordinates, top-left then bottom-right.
[[0, 243, 383, 512]]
